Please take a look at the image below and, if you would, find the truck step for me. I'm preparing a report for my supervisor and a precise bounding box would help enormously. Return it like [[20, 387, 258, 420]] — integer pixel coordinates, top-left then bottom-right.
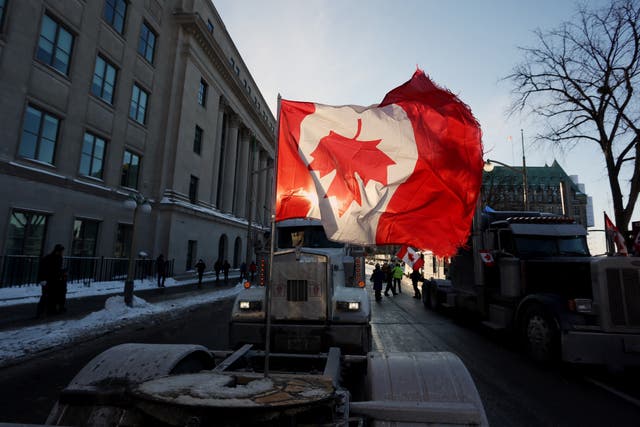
[[481, 320, 507, 331]]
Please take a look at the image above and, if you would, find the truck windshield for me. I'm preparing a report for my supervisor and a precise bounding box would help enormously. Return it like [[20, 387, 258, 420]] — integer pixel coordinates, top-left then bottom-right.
[[277, 226, 344, 249], [513, 235, 590, 257]]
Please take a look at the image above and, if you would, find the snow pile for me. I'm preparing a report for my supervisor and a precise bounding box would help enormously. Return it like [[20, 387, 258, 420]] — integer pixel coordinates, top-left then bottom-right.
[[0, 283, 243, 368]]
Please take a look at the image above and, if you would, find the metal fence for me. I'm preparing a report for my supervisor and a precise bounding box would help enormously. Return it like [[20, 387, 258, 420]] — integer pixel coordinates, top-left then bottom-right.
[[0, 255, 174, 288]]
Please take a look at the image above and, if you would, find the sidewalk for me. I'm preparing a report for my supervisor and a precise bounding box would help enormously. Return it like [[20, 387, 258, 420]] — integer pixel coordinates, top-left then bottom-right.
[[0, 271, 242, 332]]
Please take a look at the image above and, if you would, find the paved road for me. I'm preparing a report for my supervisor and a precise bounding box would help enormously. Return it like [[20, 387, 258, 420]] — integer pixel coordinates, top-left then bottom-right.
[[372, 280, 640, 427], [0, 275, 637, 426]]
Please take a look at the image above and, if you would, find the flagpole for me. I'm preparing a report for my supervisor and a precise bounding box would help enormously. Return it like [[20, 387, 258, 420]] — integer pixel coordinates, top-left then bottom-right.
[[264, 94, 282, 378]]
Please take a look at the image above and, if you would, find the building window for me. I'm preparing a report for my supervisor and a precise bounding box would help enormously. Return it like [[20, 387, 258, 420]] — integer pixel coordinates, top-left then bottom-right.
[[71, 219, 99, 256], [193, 125, 203, 154], [137, 22, 156, 63], [36, 14, 74, 75], [79, 132, 105, 179], [0, 0, 7, 32], [91, 55, 117, 104], [206, 19, 214, 33], [198, 79, 208, 107], [129, 83, 148, 124], [114, 223, 132, 258], [103, 0, 127, 34], [19, 105, 59, 164], [6, 210, 48, 256], [189, 175, 199, 204], [186, 240, 196, 270], [121, 149, 140, 189]]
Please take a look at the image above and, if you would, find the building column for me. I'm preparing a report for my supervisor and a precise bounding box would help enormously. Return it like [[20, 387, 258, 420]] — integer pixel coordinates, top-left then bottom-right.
[[222, 114, 239, 213], [235, 128, 250, 217], [212, 97, 227, 209], [257, 151, 268, 226], [250, 138, 260, 222]]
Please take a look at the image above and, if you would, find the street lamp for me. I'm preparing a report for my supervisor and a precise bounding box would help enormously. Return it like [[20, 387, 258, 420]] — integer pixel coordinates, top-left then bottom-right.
[[483, 158, 529, 211], [123, 193, 152, 307]]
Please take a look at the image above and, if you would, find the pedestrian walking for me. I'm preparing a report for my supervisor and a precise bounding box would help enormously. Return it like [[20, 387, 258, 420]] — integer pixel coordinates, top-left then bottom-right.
[[410, 268, 423, 299], [156, 254, 166, 288], [53, 267, 68, 313], [383, 263, 396, 296], [370, 264, 385, 301], [195, 259, 206, 288], [240, 261, 247, 281], [223, 260, 230, 283], [249, 261, 257, 281], [36, 244, 65, 317], [393, 263, 404, 294], [214, 259, 222, 283]]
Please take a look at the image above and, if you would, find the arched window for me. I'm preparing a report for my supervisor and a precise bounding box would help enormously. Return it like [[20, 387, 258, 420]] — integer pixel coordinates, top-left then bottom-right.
[[234, 237, 242, 268], [218, 234, 227, 263]]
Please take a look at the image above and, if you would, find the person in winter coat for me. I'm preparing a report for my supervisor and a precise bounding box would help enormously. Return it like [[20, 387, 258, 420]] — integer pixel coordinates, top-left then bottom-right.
[[195, 259, 206, 288], [392, 263, 404, 294], [239, 262, 247, 281], [214, 259, 222, 282], [249, 261, 257, 281], [382, 263, 395, 296], [156, 254, 167, 288], [36, 244, 65, 317], [410, 268, 423, 299], [370, 264, 385, 302], [223, 260, 231, 283]]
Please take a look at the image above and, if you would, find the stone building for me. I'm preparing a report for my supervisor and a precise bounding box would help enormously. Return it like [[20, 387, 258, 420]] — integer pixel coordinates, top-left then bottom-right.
[[482, 160, 593, 227], [0, 0, 275, 274]]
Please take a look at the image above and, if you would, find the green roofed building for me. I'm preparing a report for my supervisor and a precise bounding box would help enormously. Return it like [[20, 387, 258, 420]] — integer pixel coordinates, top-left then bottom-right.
[[482, 160, 593, 228]]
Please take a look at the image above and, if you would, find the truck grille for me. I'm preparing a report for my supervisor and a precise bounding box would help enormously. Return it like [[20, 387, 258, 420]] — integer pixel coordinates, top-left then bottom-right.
[[287, 279, 308, 302], [606, 268, 640, 327]]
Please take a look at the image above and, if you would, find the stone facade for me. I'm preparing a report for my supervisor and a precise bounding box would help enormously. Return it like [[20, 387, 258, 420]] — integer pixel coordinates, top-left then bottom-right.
[[0, 0, 275, 272]]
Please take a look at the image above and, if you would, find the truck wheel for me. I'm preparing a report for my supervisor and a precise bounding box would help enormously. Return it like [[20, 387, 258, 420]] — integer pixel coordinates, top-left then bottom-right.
[[520, 305, 559, 364]]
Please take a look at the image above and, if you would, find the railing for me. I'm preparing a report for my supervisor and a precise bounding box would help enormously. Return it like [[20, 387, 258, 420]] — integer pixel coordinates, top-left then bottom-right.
[[0, 255, 174, 288]]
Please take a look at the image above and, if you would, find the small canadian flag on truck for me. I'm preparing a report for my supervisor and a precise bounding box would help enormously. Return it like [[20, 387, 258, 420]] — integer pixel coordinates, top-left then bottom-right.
[[479, 250, 495, 267]]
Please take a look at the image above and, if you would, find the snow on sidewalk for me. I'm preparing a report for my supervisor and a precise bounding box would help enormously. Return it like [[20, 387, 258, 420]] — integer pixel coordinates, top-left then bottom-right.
[[0, 280, 242, 368]]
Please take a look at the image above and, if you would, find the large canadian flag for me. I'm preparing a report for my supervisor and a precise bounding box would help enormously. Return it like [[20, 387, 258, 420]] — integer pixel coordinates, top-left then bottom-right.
[[276, 69, 483, 257]]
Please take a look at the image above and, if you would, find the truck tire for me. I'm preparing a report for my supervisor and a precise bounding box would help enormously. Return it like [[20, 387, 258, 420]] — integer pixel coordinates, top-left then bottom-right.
[[520, 304, 559, 364]]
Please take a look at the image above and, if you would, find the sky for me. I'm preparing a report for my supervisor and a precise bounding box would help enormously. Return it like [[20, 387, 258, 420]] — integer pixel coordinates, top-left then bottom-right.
[[212, 0, 637, 254], [0, 276, 242, 368]]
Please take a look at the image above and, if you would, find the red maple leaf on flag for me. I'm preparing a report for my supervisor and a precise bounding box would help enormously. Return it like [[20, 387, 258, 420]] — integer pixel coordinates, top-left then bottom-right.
[[309, 119, 395, 216]]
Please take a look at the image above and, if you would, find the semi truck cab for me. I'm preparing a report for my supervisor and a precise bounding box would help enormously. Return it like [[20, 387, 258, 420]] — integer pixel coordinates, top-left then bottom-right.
[[442, 210, 640, 367], [229, 219, 371, 354]]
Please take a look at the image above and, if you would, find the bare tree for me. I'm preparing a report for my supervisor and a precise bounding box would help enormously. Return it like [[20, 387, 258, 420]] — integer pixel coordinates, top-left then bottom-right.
[[507, 0, 640, 240]]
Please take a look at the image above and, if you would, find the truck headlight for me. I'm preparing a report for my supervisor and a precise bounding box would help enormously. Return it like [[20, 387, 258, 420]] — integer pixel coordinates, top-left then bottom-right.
[[337, 301, 360, 311], [569, 298, 593, 313], [239, 300, 262, 311]]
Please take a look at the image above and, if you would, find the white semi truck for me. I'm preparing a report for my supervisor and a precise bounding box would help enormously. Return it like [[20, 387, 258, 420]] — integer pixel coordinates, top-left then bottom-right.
[[42, 219, 489, 426], [230, 218, 372, 355]]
